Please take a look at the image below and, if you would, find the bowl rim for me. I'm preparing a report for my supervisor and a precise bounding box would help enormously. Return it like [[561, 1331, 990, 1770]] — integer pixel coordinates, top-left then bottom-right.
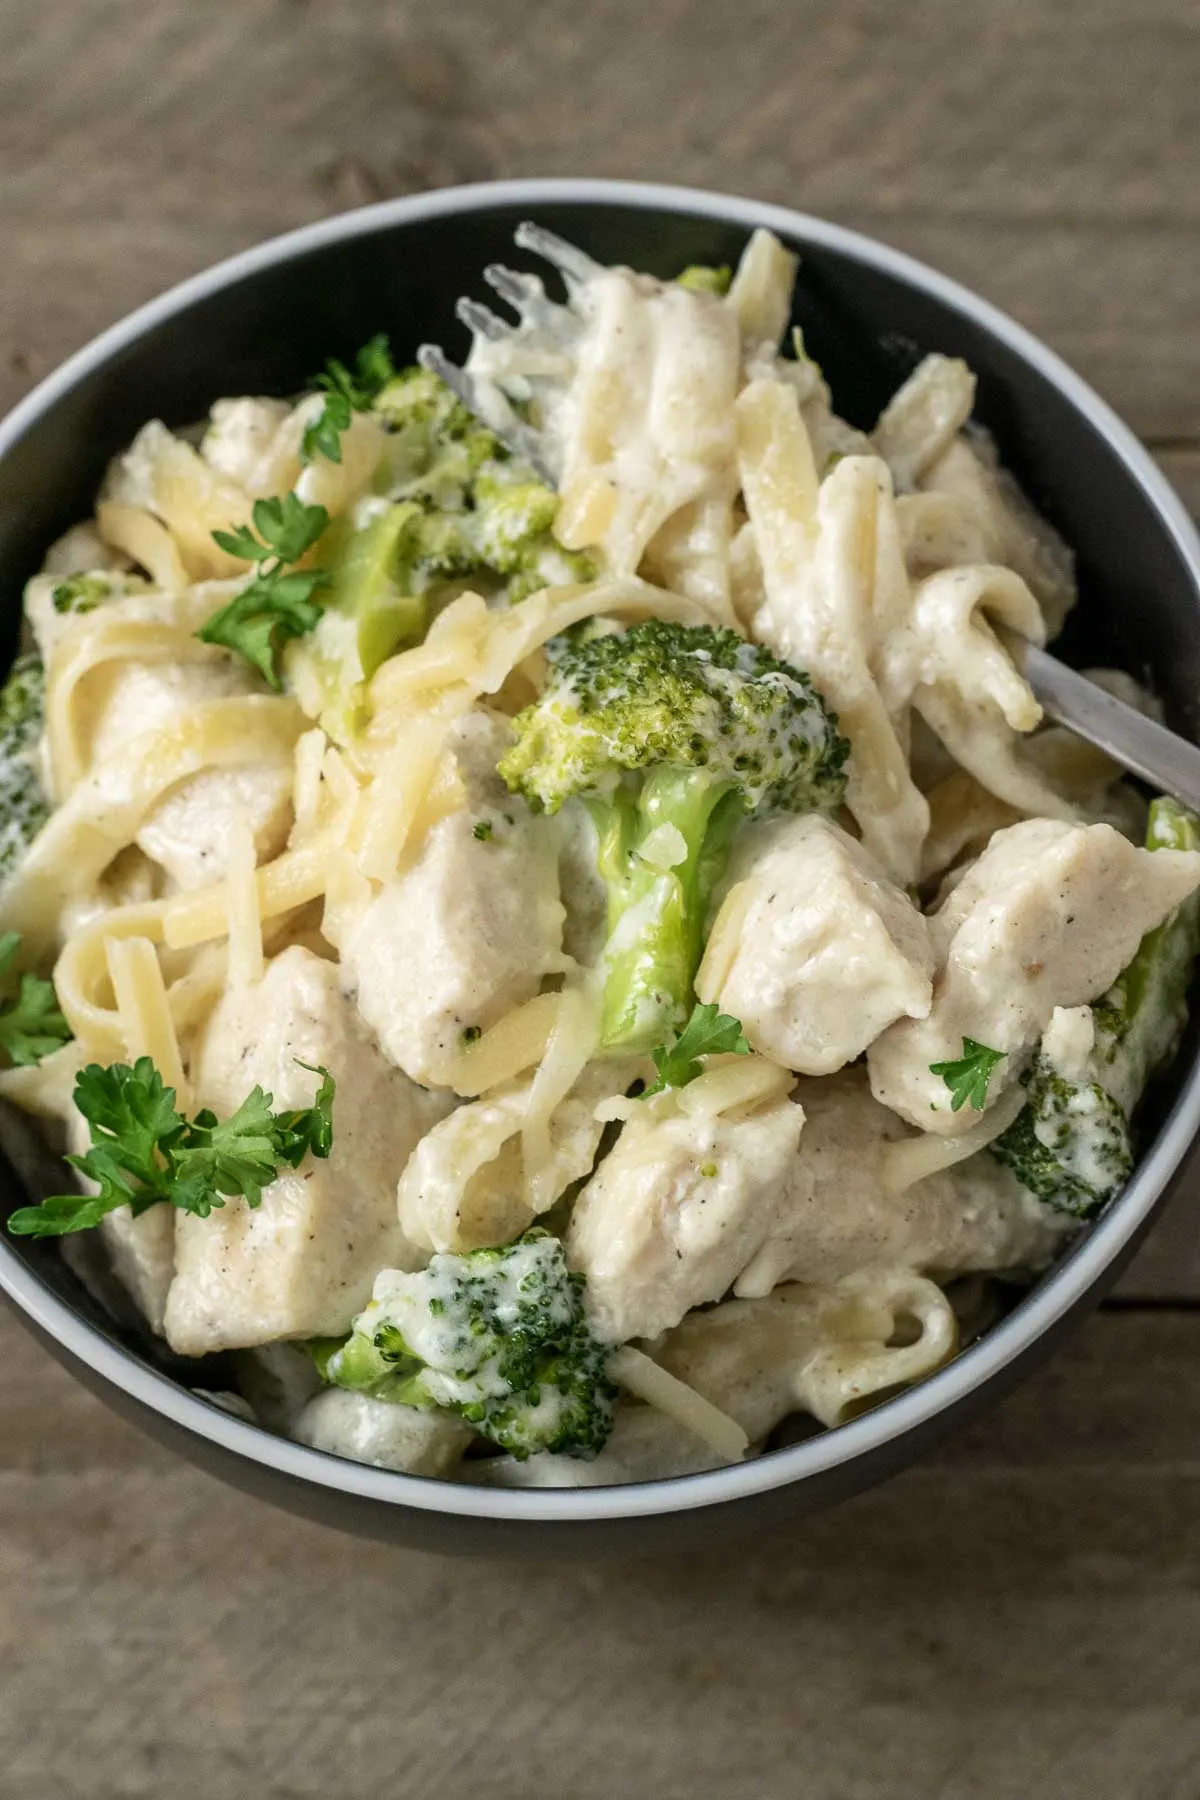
[[2, 174, 1199, 1525]]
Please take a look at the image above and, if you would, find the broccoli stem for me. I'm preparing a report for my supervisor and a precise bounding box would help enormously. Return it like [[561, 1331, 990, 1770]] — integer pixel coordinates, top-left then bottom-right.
[[1092, 796, 1200, 1115], [307, 1326, 430, 1406], [590, 770, 742, 1053]]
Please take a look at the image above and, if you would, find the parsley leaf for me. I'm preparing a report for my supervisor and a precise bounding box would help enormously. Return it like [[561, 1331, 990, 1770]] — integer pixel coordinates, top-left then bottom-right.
[[641, 1002, 751, 1098], [0, 930, 71, 1067], [200, 493, 331, 688], [7, 1057, 336, 1238], [197, 569, 329, 689], [301, 333, 397, 465], [929, 1038, 1006, 1112], [213, 494, 330, 567]]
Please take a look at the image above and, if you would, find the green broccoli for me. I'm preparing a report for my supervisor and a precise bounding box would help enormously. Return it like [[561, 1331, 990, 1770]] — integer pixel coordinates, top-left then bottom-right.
[[498, 618, 850, 1052], [1090, 796, 1200, 1114], [290, 367, 595, 739], [992, 796, 1200, 1217], [990, 1056, 1132, 1215], [50, 573, 112, 615], [371, 366, 595, 602], [0, 655, 49, 885], [312, 1232, 617, 1460], [45, 570, 149, 617]]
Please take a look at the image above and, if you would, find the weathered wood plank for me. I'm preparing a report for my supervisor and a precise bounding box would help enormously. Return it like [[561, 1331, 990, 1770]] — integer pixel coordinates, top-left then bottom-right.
[[1154, 445, 1200, 524], [3, 1304, 1200, 1799], [0, 0, 1194, 434]]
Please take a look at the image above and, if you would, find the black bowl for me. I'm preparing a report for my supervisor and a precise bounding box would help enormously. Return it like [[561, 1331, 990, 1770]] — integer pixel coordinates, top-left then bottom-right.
[[2, 179, 1198, 1556]]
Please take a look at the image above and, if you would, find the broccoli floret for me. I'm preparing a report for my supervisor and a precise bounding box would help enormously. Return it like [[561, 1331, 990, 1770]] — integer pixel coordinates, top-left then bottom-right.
[[50, 573, 112, 615], [991, 1055, 1132, 1215], [499, 619, 850, 1051], [313, 1233, 617, 1460], [293, 367, 598, 740], [992, 796, 1200, 1218], [1090, 795, 1200, 1114], [0, 655, 49, 884], [371, 366, 595, 603]]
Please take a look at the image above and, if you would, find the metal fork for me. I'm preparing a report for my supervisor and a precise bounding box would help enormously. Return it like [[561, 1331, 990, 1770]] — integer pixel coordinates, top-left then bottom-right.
[[419, 224, 1200, 812], [417, 221, 599, 481]]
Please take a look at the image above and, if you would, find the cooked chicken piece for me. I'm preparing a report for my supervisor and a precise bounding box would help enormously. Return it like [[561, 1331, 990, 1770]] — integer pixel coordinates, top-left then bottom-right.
[[565, 1092, 804, 1343], [164, 947, 451, 1356], [868, 818, 1200, 1134], [339, 710, 566, 1085], [137, 762, 293, 891], [734, 1067, 1070, 1298], [556, 799, 609, 968], [100, 1208, 177, 1335], [199, 397, 292, 494], [56, 1102, 177, 1334], [697, 815, 934, 1074], [292, 1389, 472, 1476]]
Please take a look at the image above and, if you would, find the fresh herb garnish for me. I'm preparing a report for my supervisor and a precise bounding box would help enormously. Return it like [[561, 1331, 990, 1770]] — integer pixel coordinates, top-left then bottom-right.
[[198, 493, 331, 688], [301, 333, 397, 465], [641, 1001, 750, 1098], [472, 820, 494, 842], [929, 1037, 1006, 1112], [0, 931, 71, 1067], [7, 1056, 335, 1238]]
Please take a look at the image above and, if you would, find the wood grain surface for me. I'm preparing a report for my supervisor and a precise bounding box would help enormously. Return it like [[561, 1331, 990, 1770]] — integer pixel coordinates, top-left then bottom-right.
[[0, 1, 1198, 1793]]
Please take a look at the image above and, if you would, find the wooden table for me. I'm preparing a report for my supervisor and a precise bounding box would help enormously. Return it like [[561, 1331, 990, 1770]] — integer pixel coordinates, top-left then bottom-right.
[[1, 1, 1198, 1792]]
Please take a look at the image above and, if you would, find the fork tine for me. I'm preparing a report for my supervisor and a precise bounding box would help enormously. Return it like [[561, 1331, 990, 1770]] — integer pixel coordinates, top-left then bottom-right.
[[417, 343, 480, 411], [416, 344, 554, 481], [456, 297, 510, 342], [514, 221, 603, 286], [483, 263, 549, 319]]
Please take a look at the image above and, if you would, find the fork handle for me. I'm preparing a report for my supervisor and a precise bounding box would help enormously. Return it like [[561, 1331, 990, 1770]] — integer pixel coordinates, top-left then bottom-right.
[[1024, 643, 1200, 814]]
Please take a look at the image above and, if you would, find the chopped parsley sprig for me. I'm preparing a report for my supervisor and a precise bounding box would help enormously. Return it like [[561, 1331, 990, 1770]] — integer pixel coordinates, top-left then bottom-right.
[[929, 1037, 1006, 1113], [0, 931, 71, 1067], [7, 1056, 335, 1238], [301, 333, 397, 465], [198, 493, 331, 688], [641, 1001, 751, 1098]]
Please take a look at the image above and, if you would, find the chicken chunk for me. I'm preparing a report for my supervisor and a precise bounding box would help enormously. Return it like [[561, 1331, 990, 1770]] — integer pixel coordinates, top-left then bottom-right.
[[697, 815, 934, 1074], [868, 819, 1200, 1134], [565, 1092, 804, 1343], [137, 762, 293, 891], [291, 1389, 472, 1476], [339, 710, 566, 1084], [100, 1208, 176, 1335], [735, 1067, 1070, 1297], [199, 396, 292, 495], [52, 1093, 177, 1333], [164, 947, 452, 1356]]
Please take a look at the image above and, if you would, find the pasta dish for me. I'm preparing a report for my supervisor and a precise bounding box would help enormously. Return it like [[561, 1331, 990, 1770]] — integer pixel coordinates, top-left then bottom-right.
[[1, 223, 1197, 1487]]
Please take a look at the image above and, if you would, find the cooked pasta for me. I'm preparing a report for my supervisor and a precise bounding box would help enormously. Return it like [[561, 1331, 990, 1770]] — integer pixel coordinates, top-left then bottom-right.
[[0, 224, 1196, 1489]]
